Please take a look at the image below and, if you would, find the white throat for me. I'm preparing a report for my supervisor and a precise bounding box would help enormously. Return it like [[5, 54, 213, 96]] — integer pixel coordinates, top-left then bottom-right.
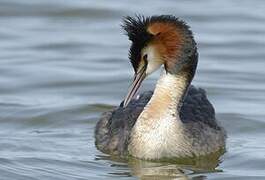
[[144, 70, 188, 118], [128, 70, 190, 159]]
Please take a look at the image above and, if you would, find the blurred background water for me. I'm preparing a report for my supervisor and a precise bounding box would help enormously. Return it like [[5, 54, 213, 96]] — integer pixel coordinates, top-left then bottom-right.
[[0, 0, 265, 179]]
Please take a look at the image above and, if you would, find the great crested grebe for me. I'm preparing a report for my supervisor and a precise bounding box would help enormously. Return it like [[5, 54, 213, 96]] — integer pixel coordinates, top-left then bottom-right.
[[95, 15, 226, 160]]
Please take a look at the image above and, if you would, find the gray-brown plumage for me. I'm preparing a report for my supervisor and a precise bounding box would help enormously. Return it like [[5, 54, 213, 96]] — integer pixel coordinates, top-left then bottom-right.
[[95, 15, 226, 160], [95, 85, 222, 156]]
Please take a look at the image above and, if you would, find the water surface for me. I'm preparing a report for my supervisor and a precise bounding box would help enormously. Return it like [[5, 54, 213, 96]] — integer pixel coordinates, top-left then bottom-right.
[[1, 0, 265, 179]]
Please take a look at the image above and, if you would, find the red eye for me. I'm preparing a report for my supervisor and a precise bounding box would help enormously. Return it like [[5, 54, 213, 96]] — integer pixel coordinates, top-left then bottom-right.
[[143, 54, 148, 61]]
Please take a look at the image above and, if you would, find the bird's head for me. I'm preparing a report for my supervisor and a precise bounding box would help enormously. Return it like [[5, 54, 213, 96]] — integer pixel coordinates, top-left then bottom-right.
[[122, 15, 198, 107]]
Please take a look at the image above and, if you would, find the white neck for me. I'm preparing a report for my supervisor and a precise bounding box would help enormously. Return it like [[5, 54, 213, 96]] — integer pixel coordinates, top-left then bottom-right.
[[142, 70, 189, 120], [128, 70, 190, 159]]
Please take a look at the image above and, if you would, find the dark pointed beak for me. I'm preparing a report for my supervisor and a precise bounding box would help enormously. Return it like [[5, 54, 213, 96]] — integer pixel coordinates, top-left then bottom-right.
[[123, 62, 147, 107]]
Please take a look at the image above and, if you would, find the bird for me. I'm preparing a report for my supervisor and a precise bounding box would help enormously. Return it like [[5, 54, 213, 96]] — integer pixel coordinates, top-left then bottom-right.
[[95, 15, 226, 160]]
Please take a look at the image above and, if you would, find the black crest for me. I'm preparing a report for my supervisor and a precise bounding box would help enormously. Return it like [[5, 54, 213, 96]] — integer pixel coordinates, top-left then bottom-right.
[[122, 15, 192, 72], [122, 15, 153, 72]]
